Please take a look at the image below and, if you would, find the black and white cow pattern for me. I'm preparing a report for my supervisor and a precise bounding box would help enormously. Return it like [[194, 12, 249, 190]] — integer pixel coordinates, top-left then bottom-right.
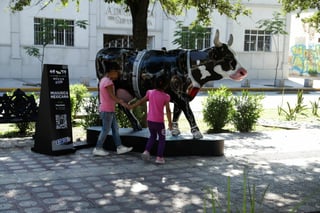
[[95, 30, 247, 139]]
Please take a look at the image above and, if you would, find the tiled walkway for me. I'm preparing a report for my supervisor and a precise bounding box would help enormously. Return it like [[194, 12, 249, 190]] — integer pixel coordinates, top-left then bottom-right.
[[0, 128, 319, 212]]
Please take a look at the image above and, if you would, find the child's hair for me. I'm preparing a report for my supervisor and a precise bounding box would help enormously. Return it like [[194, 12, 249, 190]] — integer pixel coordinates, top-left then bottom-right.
[[155, 74, 168, 90], [107, 62, 121, 72]]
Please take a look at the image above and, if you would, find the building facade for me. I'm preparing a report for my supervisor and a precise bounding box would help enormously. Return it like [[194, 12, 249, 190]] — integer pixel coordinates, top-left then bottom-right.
[[1, 0, 317, 82]]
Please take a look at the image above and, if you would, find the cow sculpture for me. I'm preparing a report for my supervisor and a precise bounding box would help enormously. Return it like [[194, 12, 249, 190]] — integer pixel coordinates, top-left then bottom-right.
[[95, 30, 247, 139]]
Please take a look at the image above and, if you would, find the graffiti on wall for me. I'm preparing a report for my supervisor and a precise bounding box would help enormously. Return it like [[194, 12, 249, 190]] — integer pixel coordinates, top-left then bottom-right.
[[289, 44, 320, 78]]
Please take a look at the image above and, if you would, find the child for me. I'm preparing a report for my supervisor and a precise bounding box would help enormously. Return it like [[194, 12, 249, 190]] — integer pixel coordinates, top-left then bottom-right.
[[129, 74, 172, 164], [93, 62, 133, 156]]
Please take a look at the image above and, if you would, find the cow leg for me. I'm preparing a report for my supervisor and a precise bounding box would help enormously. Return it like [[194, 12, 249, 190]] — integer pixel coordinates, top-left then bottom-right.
[[118, 105, 142, 131], [181, 103, 203, 139], [171, 105, 182, 136], [116, 88, 142, 131], [172, 97, 203, 139]]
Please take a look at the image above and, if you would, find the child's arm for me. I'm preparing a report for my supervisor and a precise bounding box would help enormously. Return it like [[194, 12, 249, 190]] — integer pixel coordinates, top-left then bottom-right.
[[106, 86, 127, 106], [128, 95, 148, 110], [165, 102, 172, 130]]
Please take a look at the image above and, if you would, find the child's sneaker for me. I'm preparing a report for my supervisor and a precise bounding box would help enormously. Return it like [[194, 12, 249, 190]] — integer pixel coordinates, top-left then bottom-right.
[[155, 157, 165, 164], [92, 148, 109, 156], [117, 145, 133, 154], [141, 151, 150, 161]]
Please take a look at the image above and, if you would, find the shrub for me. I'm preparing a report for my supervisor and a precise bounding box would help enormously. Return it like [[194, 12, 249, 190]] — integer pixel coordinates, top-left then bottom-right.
[[16, 122, 35, 135], [116, 106, 132, 128], [69, 84, 90, 120], [310, 97, 320, 117], [116, 103, 147, 128], [10, 91, 38, 136], [79, 93, 146, 129], [81, 95, 101, 129], [231, 91, 264, 132], [278, 90, 308, 121], [79, 94, 146, 129], [202, 87, 234, 133]]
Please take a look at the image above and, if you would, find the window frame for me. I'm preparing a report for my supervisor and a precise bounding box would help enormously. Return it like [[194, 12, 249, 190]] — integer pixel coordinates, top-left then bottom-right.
[[244, 29, 271, 52], [180, 27, 212, 49], [34, 17, 75, 47]]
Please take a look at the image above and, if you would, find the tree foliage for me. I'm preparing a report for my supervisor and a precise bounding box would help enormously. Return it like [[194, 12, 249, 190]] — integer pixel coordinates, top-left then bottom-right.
[[173, 21, 211, 49], [279, 0, 320, 32], [9, 0, 81, 11], [9, 0, 251, 49], [155, 0, 252, 25], [93, 0, 251, 25], [256, 12, 288, 35]]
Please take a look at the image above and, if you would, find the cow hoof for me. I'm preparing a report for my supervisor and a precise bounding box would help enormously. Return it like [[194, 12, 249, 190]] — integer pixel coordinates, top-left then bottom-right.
[[133, 126, 143, 131], [191, 128, 203, 139], [191, 127, 203, 139], [193, 131, 203, 139], [171, 128, 181, 136]]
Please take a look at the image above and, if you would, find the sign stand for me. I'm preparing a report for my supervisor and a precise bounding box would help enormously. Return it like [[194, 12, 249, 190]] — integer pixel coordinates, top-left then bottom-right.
[[32, 64, 75, 155]]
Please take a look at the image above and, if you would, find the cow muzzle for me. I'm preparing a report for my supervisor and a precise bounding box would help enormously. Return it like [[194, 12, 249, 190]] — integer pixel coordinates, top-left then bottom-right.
[[229, 67, 247, 81]]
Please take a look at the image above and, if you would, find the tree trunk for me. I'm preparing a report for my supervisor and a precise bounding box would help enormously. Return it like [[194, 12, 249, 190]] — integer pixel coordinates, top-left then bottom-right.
[[127, 0, 150, 127], [127, 0, 149, 50]]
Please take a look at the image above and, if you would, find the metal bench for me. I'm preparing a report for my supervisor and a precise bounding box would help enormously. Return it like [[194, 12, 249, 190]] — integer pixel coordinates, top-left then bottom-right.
[[0, 89, 38, 123]]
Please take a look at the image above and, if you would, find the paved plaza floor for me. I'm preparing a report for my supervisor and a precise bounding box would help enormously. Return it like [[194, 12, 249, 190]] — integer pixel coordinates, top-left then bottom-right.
[[0, 127, 319, 213]]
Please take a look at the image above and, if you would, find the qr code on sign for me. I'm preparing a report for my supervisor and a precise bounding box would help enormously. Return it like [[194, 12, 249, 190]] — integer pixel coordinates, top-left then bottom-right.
[[55, 114, 68, 129]]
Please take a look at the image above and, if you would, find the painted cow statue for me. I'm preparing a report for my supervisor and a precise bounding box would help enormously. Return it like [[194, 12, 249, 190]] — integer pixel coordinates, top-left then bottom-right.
[[95, 30, 247, 139]]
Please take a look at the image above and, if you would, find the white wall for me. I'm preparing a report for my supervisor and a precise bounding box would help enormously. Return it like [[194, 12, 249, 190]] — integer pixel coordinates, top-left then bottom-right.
[[0, 2, 11, 46], [230, 1, 287, 79], [0, 0, 93, 80], [0, 2, 15, 78]]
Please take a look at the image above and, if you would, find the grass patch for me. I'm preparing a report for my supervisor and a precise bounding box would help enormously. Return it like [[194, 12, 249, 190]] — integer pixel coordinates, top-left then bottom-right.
[[0, 124, 30, 138], [0, 121, 37, 138], [262, 107, 319, 123]]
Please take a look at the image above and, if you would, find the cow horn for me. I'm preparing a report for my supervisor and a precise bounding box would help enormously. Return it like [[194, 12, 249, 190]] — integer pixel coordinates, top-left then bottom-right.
[[228, 34, 233, 46], [214, 29, 222, 47]]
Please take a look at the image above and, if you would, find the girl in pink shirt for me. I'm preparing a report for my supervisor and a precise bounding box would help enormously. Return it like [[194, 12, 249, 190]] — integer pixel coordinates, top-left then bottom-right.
[[93, 62, 132, 156], [130, 75, 172, 164]]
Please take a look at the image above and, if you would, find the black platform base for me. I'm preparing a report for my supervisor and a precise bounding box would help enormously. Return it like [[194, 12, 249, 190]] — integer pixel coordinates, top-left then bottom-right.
[[83, 127, 224, 156]]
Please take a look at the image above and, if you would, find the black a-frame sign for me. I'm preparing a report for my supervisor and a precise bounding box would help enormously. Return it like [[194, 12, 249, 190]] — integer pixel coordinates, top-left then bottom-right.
[[32, 64, 75, 155]]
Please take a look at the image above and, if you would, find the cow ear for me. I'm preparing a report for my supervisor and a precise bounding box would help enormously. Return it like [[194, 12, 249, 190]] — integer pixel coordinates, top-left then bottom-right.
[[214, 29, 222, 47], [228, 34, 233, 46]]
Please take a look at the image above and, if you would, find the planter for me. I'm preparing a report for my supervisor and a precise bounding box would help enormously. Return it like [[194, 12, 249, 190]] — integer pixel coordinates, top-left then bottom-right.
[[241, 79, 250, 88], [274, 79, 285, 87], [304, 79, 313, 87]]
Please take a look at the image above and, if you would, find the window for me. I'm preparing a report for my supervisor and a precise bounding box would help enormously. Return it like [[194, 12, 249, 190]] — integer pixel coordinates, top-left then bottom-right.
[[244, 30, 271, 52], [34, 18, 75, 46], [104, 35, 133, 48], [103, 34, 154, 49], [180, 27, 211, 49], [64, 20, 75, 46]]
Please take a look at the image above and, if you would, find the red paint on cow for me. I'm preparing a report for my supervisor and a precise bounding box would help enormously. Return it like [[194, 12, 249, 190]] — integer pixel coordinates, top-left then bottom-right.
[[188, 87, 200, 98]]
